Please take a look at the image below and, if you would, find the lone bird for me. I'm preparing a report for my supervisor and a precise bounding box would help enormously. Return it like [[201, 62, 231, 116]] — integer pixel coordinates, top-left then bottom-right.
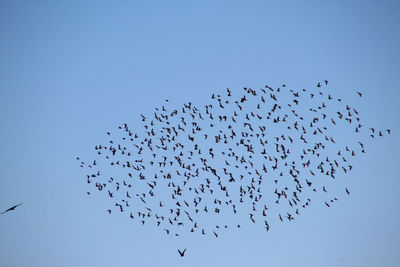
[[1, 203, 23, 214], [178, 249, 186, 257]]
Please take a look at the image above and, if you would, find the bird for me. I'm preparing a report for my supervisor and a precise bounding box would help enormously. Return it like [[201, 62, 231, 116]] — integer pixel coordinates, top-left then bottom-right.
[[178, 249, 186, 257], [345, 188, 350, 195], [1, 203, 23, 214]]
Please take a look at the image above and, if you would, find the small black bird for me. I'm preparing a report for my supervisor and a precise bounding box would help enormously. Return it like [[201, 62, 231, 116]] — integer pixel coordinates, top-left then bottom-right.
[[345, 187, 350, 195], [1, 203, 23, 214], [178, 249, 186, 257]]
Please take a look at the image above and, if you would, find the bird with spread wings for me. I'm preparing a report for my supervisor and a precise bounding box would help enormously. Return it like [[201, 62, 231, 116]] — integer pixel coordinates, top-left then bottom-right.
[[1, 203, 23, 215], [178, 249, 186, 257]]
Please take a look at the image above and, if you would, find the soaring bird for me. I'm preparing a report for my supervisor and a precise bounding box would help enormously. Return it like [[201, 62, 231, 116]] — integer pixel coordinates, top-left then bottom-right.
[[1, 203, 23, 214], [178, 249, 186, 257]]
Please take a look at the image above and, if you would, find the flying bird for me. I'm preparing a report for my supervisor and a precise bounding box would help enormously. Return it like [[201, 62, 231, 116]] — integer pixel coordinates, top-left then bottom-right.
[[345, 188, 350, 195], [178, 249, 186, 257], [1, 203, 23, 215]]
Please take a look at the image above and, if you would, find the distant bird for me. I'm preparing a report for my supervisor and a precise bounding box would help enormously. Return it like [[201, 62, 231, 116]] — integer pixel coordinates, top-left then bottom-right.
[[356, 92, 362, 97], [178, 249, 186, 257], [345, 188, 350, 195], [1, 203, 23, 215]]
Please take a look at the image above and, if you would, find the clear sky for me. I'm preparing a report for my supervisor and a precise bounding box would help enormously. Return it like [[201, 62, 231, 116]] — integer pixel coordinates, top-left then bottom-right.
[[0, 1, 399, 267]]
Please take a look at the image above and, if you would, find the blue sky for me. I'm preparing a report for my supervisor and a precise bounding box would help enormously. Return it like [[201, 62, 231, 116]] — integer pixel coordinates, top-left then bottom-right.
[[0, 1, 399, 266]]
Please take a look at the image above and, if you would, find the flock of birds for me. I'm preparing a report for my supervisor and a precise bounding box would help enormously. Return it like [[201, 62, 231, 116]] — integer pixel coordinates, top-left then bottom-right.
[[77, 81, 390, 256]]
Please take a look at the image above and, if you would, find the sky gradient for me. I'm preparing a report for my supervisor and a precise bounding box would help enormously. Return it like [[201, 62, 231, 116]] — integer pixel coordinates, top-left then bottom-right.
[[0, 1, 399, 267]]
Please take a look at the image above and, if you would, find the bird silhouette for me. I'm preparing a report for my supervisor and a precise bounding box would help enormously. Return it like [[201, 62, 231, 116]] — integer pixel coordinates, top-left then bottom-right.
[[1, 203, 23, 215], [178, 249, 186, 257]]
